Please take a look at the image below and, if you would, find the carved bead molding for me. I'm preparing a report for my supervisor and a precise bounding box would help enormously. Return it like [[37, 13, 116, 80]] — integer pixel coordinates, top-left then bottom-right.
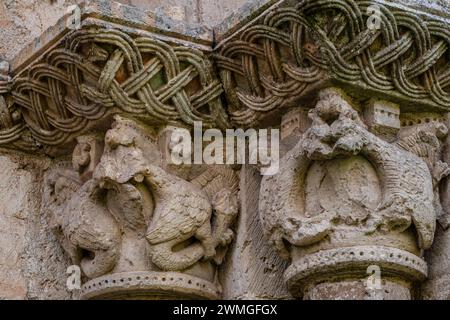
[[0, 4, 229, 155], [214, 0, 450, 126]]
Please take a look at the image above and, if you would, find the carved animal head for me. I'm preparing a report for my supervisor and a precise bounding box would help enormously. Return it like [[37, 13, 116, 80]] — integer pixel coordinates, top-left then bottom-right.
[[212, 189, 239, 217], [313, 88, 363, 126], [302, 88, 367, 160], [94, 115, 162, 184]]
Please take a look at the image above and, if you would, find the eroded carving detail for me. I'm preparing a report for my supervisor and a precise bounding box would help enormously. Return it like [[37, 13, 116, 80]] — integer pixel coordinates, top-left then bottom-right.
[[396, 119, 450, 229], [0, 60, 35, 151], [4, 28, 229, 153], [215, 0, 450, 126], [44, 115, 239, 299], [259, 87, 444, 297]]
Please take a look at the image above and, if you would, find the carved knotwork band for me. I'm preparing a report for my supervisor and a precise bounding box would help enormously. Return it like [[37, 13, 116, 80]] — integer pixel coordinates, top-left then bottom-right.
[[215, 0, 450, 126], [1, 28, 229, 152], [0, 60, 32, 150], [1, 0, 449, 151]]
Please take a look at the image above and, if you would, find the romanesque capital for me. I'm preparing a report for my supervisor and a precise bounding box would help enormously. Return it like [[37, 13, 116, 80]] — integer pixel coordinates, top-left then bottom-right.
[[43, 115, 239, 299], [1, 0, 450, 301], [260, 87, 449, 299]]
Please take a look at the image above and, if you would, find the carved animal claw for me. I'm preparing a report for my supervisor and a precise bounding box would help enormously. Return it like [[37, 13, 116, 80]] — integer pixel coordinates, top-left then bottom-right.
[[283, 217, 332, 247], [218, 228, 234, 246], [202, 245, 216, 260], [375, 195, 411, 232], [433, 160, 450, 183]]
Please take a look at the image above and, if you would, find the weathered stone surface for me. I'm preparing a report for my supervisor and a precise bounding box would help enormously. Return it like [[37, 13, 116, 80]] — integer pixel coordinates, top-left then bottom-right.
[[1, 0, 450, 301], [0, 153, 74, 300], [304, 279, 412, 300], [221, 166, 291, 299], [117, 0, 250, 26], [422, 226, 450, 300], [41, 115, 240, 299], [259, 88, 440, 298], [0, 155, 30, 299], [0, 0, 81, 61], [421, 115, 450, 300]]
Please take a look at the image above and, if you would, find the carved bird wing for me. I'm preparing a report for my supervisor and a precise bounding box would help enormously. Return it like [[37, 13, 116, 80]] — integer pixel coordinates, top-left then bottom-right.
[[44, 169, 81, 222], [396, 131, 439, 170], [400, 157, 436, 249], [395, 129, 442, 249], [145, 177, 212, 245], [106, 182, 154, 235]]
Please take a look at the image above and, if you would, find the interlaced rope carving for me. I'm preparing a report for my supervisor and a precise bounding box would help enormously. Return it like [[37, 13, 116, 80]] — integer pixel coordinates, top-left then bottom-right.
[[2, 28, 229, 152], [215, 0, 450, 126], [1, 1, 449, 151], [0, 60, 36, 151]]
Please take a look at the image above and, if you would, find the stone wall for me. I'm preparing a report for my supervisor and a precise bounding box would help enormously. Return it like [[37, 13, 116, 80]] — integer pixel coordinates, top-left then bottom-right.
[[0, 0, 81, 61], [0, 153, 74, 299]]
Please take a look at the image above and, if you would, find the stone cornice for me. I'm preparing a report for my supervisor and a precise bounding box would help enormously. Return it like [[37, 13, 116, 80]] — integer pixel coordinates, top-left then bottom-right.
[[10, 1, 214, 74], [0, 1, 228, 155], [214, 0, 450, 126], [1, 0, 449, 153]]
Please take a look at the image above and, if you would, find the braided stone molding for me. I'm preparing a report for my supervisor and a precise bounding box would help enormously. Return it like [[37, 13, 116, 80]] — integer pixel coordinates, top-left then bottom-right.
[[0, 60, 35, 151], [1, 0, 449, 151], [215, 0, 450, 126], [0, 27, 229, 153]]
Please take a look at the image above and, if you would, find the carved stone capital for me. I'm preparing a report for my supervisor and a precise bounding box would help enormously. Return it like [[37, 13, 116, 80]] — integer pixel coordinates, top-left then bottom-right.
[[43, 116, 239, 299], [2, 0, 450, 301], [259, 87, 447, 299]]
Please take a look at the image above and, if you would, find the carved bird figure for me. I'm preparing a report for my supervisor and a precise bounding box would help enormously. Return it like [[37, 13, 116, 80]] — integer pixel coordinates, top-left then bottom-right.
[[144, 163, 217, 271], [93, 115, 217, 272], [45, 169, 121, 279]]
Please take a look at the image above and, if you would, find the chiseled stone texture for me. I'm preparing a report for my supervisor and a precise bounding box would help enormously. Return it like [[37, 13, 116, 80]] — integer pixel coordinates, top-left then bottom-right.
[[390, 0, 450, 17], [422, 116, 450, 300], [117, 0, 249, 25], [0, 154, 74, 299], [0, 155, 29, 299], [422, 226, 450, 300], [303, 279, 412, 300], [221, 166, 291, 300], [0, 0, 249, 61], [23, 161, 76, 300], [0, 0, 82, 61]]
